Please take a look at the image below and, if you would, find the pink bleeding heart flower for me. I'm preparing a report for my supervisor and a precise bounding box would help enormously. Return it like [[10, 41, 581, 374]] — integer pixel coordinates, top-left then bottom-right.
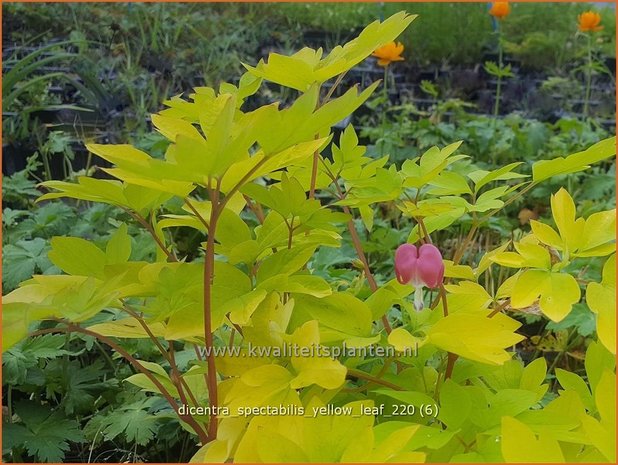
[[395, 243, 444, 311]]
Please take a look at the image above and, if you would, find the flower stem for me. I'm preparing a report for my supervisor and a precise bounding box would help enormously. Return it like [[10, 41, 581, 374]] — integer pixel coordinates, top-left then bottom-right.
[[413, 287, 424, 311], [380, 66, 388, 155], [493, 25, 503, 117], [583, 33, 593, 117]]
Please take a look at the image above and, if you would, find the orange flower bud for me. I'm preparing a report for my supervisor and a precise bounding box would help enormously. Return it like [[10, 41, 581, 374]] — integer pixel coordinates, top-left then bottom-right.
[[489, 1, 511, 20], [578, 11, 603, 33]]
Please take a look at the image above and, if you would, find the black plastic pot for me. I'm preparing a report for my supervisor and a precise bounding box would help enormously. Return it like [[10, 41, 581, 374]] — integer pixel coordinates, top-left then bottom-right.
[[2, 142, 29, 176], [605, 57, 616, 76]]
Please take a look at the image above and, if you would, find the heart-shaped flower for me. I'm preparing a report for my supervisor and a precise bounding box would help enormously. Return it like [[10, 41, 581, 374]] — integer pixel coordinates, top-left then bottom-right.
[[395, 243, 445, 311]]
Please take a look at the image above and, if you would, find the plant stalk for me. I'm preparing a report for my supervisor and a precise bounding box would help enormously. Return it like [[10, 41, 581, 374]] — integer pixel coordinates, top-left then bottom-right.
[[203, 187, 220, 440], [380, 65, 389, 155], [583, 33, 593, 117], [493, 26, 503, 117], [347, 368, 403, 391]]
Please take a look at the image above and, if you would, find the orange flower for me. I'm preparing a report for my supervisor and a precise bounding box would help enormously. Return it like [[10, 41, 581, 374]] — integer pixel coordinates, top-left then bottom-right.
[[578, 11, 603, 32], [372, 41, 405, 67], [489, 1, 511, 20]]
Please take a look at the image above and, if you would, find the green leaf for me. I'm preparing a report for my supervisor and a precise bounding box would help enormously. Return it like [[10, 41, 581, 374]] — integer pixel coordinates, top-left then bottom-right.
[[3, 277, 120, 349], [151, 113, 203, 142], [532, 136, 616, 182], [578, 210, 616, 257], [510, 269, 581, 322], [556, 368, 594, 412], [244, 12, 416, 91], [551, 187, 584, 253], [98, 398, 160, 446], [365, 280, 410, 320], [339, 166, 402, 207], [2, 334, 75, 385], [48, 236, 107, 278], [375, 389, 436, 413], [7, 401, 84, 462], [581, 370, 616, 462], [501, 416, 565, 462], [106, 224, 131, 264], [291, 293, 374, 343], [586, 254, 616, 354], [468, 162, 527, 192], [428, 311, 524, 365], [438, 380, 473, 429], [86, 144, 195, 197], [484, 61, 514, 78], [38, 177, 173, 217], [164, 262, 252, 337], [2, 303, 49, 351], [259, 274, 332, 298], [519, 357, 547, 400], [443, 281, 492, 313], [470, 185, 509, 212], [400, 142, 465, 189], [223, 289, 268, 326], [426, 171, 472, 196], [546, 303, 596, 337], [2, 238, 53, 291], [125, 361, 178, 398], [87, 318, 168, 340], [388, 327, 426, 353], [289, 321, 346, 390], [256, 246, 316, 282], [585, 341, 615, 394]]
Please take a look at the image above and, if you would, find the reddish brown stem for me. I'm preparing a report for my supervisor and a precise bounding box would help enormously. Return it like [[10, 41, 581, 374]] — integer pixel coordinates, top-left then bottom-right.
[[203, 186, 221, 440], [287, 217, 295, 249], [309, 150, 320, 199], [345, 210, 392, 333], [167, 339, 200, 408], [437, 286, 448, 317], [122, 305, 198, 406], [452, 223, 478, 266], [243, 194, 265, 223], [220, 157, 268, 209], [331, 181, 391, 333], [124, 303, 201, 409], [439, 272, 458, 381], [445, 352, 457, 380], [347, 368, 403, 391], [122, 207, 176, 261], [185, 198, 210, 232]]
